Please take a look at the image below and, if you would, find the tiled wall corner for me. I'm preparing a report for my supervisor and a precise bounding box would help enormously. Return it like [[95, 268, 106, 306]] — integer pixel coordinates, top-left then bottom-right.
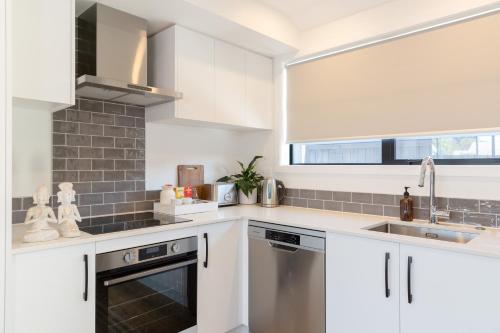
[[12, 98, 162, 225]]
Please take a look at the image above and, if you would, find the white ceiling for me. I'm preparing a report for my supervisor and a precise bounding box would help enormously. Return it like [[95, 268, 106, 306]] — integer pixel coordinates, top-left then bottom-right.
[[257, 0, 394, 30]]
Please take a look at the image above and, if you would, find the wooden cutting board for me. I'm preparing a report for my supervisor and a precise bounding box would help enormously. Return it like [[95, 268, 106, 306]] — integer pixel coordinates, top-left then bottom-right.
[[177, 165, 204, 187]]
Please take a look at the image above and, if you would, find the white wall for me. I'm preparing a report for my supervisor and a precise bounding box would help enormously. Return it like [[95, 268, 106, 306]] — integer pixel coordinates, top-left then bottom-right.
[[145, 122, 274, 190], [273, 0, 500, 200], [0, 0, 7, 328], [12, 101, 52, 197]]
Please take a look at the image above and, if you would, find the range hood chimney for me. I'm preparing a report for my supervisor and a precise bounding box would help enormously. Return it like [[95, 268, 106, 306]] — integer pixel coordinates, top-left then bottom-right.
[[76, 4, 181, 106]]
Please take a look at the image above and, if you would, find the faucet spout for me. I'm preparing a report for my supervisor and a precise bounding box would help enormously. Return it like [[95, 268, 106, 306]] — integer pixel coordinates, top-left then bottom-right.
[[418, 157, 429, 187], [418, 156, 441, 224]]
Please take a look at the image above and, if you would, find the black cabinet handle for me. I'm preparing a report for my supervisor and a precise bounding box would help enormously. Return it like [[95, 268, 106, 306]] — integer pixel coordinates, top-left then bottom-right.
[[385, 252, 390, 298], [83, 254, 88, 302], [203, 233, 208, 268], [407, 256, 413, 304]]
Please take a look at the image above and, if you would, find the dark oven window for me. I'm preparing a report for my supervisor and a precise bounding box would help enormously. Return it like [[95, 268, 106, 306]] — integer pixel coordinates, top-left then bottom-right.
[[97, 257, 197, 333]]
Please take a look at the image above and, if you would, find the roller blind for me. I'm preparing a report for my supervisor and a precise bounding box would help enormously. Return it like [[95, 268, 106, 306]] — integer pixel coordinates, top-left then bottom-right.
[[287, 12, 500, 143]]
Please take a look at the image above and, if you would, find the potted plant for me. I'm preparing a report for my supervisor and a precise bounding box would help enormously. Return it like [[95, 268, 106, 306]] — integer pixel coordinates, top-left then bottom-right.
[[218, 155, 264, 205]]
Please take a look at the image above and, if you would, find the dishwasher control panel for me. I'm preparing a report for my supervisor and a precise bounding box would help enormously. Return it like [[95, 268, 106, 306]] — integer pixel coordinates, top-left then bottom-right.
[[265, 230, 300, 245]]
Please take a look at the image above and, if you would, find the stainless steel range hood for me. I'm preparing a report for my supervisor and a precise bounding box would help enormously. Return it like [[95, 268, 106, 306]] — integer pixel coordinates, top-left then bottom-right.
[[76, 4, 181, 106]]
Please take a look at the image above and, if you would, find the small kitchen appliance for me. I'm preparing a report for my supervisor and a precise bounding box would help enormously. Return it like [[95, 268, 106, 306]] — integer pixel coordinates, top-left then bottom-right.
[[201, 183, 238, 206], [260, 178, 286, 208]]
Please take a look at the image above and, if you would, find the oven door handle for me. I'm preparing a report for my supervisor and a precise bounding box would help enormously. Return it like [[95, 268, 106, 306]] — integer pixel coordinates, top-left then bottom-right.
[[103, 258, 198, 287]]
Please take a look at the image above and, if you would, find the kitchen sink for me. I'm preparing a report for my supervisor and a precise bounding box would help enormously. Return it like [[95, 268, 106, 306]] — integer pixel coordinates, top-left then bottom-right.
[[367, 223, 478, 244]]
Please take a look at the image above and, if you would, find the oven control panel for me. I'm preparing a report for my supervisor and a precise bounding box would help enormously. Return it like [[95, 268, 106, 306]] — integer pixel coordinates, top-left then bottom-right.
[[138, 244, 169, 261], [265, 230, 300, 245], [96, 236, 198, 272]]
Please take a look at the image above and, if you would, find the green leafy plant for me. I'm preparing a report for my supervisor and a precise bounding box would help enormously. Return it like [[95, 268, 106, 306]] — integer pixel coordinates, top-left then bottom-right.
[[217, 155, 264, 197]]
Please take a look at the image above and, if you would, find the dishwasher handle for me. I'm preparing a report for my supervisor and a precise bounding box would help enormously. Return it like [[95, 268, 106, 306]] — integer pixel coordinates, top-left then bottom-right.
[[268, 240, 299, 252]]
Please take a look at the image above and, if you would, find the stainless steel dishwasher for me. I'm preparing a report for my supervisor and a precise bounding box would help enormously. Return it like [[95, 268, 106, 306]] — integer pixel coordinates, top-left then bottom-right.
[[248, 221, 325, 333]]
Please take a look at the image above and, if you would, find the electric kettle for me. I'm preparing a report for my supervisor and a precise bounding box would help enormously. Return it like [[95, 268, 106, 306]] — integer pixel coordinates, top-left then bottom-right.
[[260, 178, 286, 208]]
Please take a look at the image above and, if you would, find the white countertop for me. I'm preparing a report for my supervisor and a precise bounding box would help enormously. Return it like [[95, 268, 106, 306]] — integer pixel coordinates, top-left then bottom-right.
[[11, 205, 500, 258]]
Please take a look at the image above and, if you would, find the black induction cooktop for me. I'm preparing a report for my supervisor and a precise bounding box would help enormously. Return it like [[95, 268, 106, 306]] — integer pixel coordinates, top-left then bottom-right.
[[80, 212, 193, 235]]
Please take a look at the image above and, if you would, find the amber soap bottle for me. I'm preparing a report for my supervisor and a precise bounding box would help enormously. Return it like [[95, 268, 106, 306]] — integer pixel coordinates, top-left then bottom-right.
[[400, 186, 414, 221]]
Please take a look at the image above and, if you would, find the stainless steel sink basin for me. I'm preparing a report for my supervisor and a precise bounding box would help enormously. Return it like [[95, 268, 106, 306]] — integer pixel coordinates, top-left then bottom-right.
[[367, 223, 478, 244]]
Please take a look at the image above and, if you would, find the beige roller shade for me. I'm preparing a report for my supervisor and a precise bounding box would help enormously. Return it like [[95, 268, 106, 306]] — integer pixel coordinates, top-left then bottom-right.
[[287, 12, 500, 143]]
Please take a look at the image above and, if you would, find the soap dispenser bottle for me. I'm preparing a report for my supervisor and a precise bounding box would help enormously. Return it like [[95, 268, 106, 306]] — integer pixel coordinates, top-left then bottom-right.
[[400, 186, 414, 221]]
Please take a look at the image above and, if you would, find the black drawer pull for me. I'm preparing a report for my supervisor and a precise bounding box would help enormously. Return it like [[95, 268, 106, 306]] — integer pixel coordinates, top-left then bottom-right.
[[407, 256, 413, 304], [83, 254, 88, 302], [203, 233, 209, 268], [385, 252, 390, 298]]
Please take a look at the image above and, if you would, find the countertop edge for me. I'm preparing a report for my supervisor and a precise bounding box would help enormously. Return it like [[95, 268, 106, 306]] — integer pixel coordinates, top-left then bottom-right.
[[10, 206, 500, 259]]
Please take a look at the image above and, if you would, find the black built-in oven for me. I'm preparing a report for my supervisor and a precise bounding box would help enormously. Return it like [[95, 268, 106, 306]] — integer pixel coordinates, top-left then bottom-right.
[[96, 237, 198, 333]]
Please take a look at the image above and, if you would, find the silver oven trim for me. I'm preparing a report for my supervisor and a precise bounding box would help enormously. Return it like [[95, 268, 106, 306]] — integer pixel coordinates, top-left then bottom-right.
[[96, 236, 197, 273], [103, 258, 198, 286]]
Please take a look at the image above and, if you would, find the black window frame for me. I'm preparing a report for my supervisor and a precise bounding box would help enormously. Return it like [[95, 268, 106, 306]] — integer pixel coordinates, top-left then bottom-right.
[[290, 139, 500, 166]]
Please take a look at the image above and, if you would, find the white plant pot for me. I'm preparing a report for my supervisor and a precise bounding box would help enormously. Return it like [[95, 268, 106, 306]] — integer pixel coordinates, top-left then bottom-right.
[[238, 189, 257, 205]]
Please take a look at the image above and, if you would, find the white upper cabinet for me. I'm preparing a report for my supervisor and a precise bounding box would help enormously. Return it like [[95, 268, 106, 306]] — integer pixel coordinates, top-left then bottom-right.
[[12, 0, 75, 110], [147, 25, 273, 130], [245, 51, 273, 129], [12, 243, 95, 333], [326, 233, 399, 333], [174, 26, 216, 122], [400, 244, 500, 333], [214, 40, 245, 126]]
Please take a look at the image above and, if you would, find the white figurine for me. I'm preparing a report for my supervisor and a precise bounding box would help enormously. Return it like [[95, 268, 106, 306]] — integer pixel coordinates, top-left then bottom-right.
[[23, 185, 60, 243], [57, 182, 82, 238]]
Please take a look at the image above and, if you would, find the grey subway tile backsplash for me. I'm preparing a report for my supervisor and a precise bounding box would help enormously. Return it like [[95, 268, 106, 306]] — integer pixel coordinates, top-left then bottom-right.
[[53, 133, 66, 145], [324, 201, 342, 212], [92, 113, 114, 125], [135, 201, 154, 211], [448, 198, 479, 212], [373, 193, 395, 206], [103, 102, 125, 115], [126, 105, 145, 118], [479, 200, 500, 214], [80, 123, 104, 136], [315, 190, 333, 201], [67, 109, 91, 123], [352, 192, 372, 204], [292, 198, 307, 208], [280, 188, 500, 228], [285, 188, 299, 198], [308, 199, 324, 209], [79, 98, 103, 112], [464, 212, 496, 227], [10, 98, 155, 225], [343, 202, 362, 214], [383, 205, 400, 218], [333, 191, 351, 202], [91, 182, 115, 193], [12, 198, 22, 211], [362, 204, 383, 216], [79, 147, 103, 158], [115, 116, 136, 127]]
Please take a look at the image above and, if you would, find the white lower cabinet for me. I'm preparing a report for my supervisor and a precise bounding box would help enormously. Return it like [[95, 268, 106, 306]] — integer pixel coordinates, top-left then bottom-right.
[[197, 220, 246, 333], [12, 243, 95, 333], [327, 232, 500, 333], [400, 244, 500, 333], [327, 233, 399, 333]]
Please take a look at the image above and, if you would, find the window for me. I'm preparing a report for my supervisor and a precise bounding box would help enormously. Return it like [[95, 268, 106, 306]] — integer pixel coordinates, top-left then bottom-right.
[[290, 133, 500, 165]]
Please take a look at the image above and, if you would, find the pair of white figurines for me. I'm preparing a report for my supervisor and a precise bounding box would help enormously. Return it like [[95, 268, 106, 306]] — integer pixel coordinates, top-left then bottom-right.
[[23, 182, 82, 243]]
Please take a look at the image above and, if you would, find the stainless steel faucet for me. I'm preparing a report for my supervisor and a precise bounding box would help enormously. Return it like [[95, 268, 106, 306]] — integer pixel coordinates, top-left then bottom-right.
[[418, 156, 450, 224]]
